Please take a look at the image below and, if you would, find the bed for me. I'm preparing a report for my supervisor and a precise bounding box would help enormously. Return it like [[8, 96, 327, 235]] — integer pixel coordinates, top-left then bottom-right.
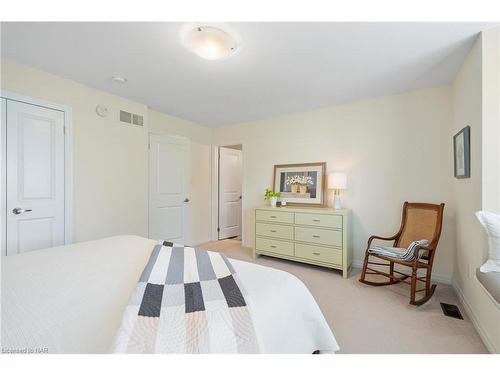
[[1, 235, 339, 354]]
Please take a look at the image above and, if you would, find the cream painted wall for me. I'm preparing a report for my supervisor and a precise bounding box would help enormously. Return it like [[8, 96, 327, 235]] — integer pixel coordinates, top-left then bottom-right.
[[212, 85, 455, 280], [148, 110, 212, 246], [1, 60, 212, 245], [481, 27, 500, 213], [1, 59, 149, 242], [451, 30, 500, 353]]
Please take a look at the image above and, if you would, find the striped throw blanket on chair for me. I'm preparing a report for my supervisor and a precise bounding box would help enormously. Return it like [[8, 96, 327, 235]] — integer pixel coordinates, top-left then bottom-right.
[[368, 239, 429, 262]]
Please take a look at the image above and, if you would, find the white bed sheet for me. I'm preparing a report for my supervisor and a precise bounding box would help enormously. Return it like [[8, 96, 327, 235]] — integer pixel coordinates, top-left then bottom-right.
[[1, 236, 339, 353]]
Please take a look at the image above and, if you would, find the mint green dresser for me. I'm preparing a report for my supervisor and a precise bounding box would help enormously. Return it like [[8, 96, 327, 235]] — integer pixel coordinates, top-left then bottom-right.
[[254, 206, 351, 278]]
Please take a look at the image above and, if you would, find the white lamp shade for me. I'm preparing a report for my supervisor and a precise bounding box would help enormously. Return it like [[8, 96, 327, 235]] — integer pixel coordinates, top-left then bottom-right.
[[328, 172, 347, 189]]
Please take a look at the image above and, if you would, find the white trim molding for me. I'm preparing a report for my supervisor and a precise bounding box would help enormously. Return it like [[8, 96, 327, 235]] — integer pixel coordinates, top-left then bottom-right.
[[452, 282, 498, 353], [0, 90, 74, 247]]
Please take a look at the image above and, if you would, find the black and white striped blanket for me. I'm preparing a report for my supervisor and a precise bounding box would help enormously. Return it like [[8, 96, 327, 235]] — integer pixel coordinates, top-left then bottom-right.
[[368, 239, 429, 262], [112, 241, 260, 353]]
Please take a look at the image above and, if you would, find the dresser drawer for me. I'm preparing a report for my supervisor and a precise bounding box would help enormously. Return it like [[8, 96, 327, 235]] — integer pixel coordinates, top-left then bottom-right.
[[256, 222, 294, 240], [295, 226, 342, 247], [295, 212, 342, 229], [295, 243, 342, 265], [255, 237, 294, 256], [256, 210, 294, 224]]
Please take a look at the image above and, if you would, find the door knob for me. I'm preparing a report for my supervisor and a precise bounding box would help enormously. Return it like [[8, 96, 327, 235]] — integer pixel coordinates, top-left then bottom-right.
[[12, 207, 32, 215], [184, 198, 190, 203]]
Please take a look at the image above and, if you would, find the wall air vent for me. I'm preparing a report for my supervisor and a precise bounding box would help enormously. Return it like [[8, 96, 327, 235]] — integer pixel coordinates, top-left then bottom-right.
[[120, 110, 144, 126], [133, 114, 144, 126], [120, 110, 132, 124]]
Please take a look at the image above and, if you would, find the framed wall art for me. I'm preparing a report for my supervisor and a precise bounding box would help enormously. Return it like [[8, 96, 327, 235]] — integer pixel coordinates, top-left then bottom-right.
[[453, 126, 470, 179], [273, 162, 326, 206]]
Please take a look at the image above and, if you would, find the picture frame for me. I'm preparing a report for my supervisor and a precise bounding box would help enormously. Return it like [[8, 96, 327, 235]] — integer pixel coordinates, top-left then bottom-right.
[[453, 126, 470, 179], [273, 162, 326, 206]]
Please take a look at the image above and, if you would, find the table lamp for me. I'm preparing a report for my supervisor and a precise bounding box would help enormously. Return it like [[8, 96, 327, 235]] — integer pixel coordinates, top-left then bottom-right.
[[328, 172, 347, 209]]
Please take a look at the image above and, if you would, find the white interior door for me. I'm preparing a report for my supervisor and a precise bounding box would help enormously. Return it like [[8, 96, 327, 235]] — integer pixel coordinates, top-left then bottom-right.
[[1, 98, 6, 256], [149, 134, 190, 244], [218, 147, 242, 240], [5, 100, 65, 255]]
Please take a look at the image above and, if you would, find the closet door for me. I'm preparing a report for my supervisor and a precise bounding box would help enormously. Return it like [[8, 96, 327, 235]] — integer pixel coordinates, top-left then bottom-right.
[[1, 98, 6, 255], [149, 134, 190, 244], [5, 100, 65, 255]]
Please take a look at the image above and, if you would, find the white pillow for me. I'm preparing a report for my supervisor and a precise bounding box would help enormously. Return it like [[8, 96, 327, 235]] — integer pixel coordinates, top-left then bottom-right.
[[475, 211, 500, 273]]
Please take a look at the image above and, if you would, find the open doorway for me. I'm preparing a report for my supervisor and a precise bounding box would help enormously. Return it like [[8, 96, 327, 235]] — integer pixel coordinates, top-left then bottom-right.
[[217, 144, 243, 242]]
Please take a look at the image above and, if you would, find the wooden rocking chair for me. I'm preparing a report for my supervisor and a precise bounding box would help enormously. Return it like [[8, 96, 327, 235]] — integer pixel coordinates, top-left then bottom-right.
[[359, 202, 445, 305]]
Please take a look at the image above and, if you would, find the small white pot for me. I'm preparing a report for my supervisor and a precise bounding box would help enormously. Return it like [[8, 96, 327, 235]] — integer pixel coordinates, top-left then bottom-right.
[[270, 197, 278, 207]]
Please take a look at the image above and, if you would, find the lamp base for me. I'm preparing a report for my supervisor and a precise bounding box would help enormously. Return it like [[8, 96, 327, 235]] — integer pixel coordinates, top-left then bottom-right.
[[333, 193, 342, 210]]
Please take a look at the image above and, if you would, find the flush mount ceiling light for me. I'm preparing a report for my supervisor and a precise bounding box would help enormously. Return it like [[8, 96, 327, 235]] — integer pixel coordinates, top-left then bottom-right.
[[180, 23, 241, 61]]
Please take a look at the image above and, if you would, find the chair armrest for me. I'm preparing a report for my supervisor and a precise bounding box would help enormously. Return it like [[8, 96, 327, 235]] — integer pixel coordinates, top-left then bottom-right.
[[413, 244, 434, 257], [367, 234, 399, 247]]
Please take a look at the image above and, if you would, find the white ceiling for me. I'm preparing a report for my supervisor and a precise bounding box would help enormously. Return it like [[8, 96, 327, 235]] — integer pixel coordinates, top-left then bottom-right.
[[1, 22, 495, 127]]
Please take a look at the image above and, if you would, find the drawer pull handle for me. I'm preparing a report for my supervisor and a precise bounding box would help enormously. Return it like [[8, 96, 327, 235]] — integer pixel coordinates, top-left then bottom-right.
[[270, 215, 277, 218], [270, 230, 277, 233], [313, 219, 321, 222], [313, 252, 321, 255], [312, 235, 320, 238], [270, 245, 277, 248]]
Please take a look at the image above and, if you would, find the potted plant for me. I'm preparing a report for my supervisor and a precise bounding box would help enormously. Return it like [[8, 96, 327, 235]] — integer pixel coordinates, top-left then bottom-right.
[[264, 188, 281, 207]]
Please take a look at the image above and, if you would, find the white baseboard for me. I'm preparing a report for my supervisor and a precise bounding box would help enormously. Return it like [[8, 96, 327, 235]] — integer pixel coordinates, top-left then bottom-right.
[[351, 259, 452, 284], [351, 260, 364, 269], [452, 283, 497, 354]]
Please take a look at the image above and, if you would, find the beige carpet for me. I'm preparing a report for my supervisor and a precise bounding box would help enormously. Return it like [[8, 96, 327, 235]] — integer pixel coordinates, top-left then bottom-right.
[[199, 239, 488, 354]]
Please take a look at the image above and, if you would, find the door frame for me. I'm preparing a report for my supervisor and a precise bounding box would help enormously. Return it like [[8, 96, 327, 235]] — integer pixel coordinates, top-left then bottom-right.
[[1, 90, 73, 255], [211, 141, 245, 244]]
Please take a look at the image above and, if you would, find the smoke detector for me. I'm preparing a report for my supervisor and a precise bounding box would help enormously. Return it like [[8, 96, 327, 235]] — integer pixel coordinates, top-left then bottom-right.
[[111, 75, 127, 84]]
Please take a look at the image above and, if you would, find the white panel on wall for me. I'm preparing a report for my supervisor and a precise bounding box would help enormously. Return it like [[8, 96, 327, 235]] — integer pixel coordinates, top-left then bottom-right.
[[20, 114, 54, 199], [157, 143, 183, 195], [18, 217, 54, 252]]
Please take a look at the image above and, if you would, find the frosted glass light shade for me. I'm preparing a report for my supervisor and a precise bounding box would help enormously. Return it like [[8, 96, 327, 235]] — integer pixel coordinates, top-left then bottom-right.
[[328, 172, 347, 190], [180, 24, 240, 60]]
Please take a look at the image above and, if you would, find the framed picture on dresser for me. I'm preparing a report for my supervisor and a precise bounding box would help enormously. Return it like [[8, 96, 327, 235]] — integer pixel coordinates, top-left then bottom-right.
[[273, 162, 326, 206]]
